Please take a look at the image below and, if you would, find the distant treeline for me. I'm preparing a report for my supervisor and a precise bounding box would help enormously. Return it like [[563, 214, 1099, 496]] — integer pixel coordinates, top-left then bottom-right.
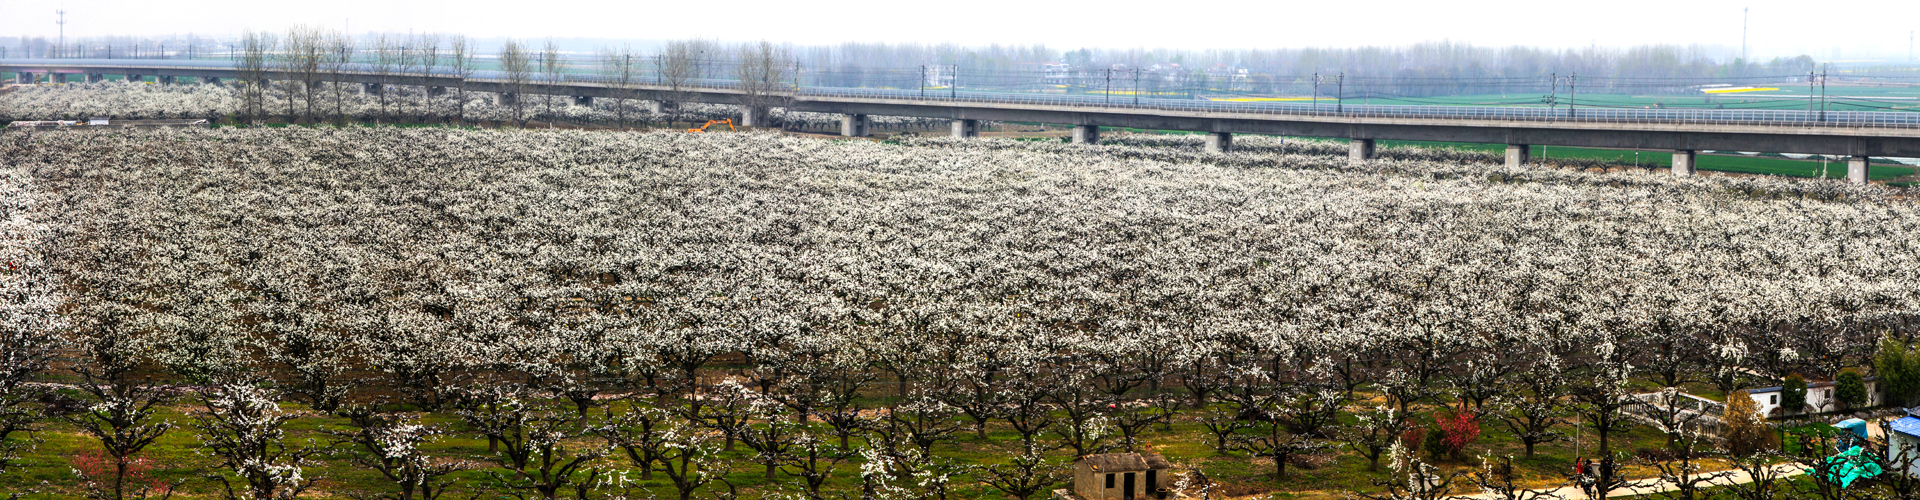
[[16, 33, 1918, 97], [792, 41, 1847, 96]]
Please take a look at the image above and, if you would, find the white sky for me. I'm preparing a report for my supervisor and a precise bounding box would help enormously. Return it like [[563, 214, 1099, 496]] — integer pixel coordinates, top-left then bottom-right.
[[3, 0, 1916, 61]]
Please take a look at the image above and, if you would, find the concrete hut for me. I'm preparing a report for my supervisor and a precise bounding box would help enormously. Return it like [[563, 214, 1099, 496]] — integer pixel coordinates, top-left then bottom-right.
[[1072, 452, 1173, 500]]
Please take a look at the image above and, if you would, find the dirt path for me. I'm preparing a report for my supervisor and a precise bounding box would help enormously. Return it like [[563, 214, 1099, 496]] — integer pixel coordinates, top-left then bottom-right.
[[1458, 464, 1804, 499]]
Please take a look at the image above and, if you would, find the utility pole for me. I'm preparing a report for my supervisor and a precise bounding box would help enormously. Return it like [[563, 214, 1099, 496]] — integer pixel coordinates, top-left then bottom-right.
[[1336, 72, 1344, 113], [1312, 72, 1319, 114], [1546, 73, 1558, 112], [1742, 7, 1749, 62], [56, 9, 66, 58], [1569, 73, 1577, 119], [1105, 68, 1111, 105]]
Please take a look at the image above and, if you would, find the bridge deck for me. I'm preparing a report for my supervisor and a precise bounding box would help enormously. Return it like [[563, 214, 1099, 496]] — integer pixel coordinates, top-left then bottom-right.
[[8, 59, 1920, 158]]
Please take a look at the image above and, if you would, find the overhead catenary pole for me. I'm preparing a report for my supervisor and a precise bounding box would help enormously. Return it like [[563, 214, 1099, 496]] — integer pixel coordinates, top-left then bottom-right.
[[56, 9, 66, 58], [1742, 7, 1749, 62]]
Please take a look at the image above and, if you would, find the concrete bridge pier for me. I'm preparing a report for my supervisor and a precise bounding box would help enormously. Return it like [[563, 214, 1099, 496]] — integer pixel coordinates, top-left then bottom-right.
[[649, 101, 669, 114], [1206, 132, 1233, 153], [1672, 150, 1697, 176], [740, 106, 769, 127], [363, 83, 383, 95], [86, 74, 104, 83], [952, 119, 979, 138], [1348, 139, 1376, 163], [428, 86, 446, 96], [1505, 144, 1530, 167], [499, 93, 518, 105], [572, 96, 593, 106], [128, 74, 143, 83], [15, 72, 31, 84], [1849, 156, 1872, 185], [1073, 125, 1101, 144], [159, 76, 174, 85], [206, 77, 223, 86], [841, 114, 870, 137]]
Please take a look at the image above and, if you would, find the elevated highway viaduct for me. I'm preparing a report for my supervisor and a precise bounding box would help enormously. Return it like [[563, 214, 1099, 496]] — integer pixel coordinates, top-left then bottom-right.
[[9, 59, 1920, 185]]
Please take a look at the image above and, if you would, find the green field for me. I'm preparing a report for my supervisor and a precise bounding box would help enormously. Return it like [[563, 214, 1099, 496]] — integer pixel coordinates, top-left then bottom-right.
[[1381, 140, 1920, 182]]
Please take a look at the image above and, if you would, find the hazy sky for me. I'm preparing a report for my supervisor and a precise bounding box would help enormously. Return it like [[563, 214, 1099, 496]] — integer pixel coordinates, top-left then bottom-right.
[[3, 0, 1916, 60]]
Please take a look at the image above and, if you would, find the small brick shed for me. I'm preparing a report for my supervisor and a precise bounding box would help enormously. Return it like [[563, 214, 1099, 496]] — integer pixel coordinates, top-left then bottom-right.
[[1073, 452, 1172, 500]]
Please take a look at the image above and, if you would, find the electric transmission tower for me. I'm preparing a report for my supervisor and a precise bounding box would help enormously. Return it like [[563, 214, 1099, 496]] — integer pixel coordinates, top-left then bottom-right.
[[56, 9, 67, 58]]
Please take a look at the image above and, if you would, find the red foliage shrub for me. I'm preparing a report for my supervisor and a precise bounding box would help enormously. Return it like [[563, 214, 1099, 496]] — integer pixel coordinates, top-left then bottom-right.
[[71, 449, 172, 496], [1433, 400, 1481, 460]]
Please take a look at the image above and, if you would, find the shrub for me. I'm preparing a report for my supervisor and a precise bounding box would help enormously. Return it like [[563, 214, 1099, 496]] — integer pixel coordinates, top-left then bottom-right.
[[1874, 337, 1920, 406], [1836, 369, 1870, 410], [71, 449, 173, 498], [1724, 390, 1778, 455], [1422, 426, 1447, 462], [1433, 400, 1481, 461], [1783, 374, 1808, 415], [1401, 426, 1426, 454]]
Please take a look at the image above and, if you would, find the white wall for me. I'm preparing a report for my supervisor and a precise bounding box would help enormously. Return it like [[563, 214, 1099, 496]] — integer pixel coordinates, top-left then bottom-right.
[[1745, 380, 1879, 417]]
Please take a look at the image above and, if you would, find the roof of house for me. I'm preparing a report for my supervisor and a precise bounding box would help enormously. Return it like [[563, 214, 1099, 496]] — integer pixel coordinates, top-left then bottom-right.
[[1078, 452, 1171, 472], [1745, 375, 1877, 394], [1891, 416, 1920, 439]]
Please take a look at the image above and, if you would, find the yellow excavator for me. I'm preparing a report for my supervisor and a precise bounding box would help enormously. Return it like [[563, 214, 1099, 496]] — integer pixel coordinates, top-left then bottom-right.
[[686, 119, 735, 133]]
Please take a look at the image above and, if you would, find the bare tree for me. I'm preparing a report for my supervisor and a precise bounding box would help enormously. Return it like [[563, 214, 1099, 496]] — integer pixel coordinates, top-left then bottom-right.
[[540, 39, 564, 127], [238, 30, 273, 122], [370, 34, 398, 123], [655, 40, 701, 126], [395, 36, 419, 122], [410, 34, 441, 123], [499, 39, 534, 126], [447, 35, 475, 126], [279, 25, 326, 124], [734, 40, 793, 128], [597, 44, 642, 130], [320, 32, 354, 123]]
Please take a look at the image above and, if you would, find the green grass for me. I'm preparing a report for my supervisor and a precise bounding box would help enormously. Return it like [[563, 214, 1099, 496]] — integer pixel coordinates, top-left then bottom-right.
[[0, 389, 1721, 500], [1381, 140, 1920, 181]]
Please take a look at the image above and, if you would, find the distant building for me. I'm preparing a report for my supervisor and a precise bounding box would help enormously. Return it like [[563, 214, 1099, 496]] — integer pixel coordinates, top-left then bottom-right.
[[1042, 63, 1071, 85], [1072, 452, 1172, 500], [1746, 376, 1879, 417], [922, 65, 954, 88]]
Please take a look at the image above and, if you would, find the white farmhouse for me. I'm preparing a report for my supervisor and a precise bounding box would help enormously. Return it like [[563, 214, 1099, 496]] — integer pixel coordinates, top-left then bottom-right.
[[1745, 377, 1880, 417]]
